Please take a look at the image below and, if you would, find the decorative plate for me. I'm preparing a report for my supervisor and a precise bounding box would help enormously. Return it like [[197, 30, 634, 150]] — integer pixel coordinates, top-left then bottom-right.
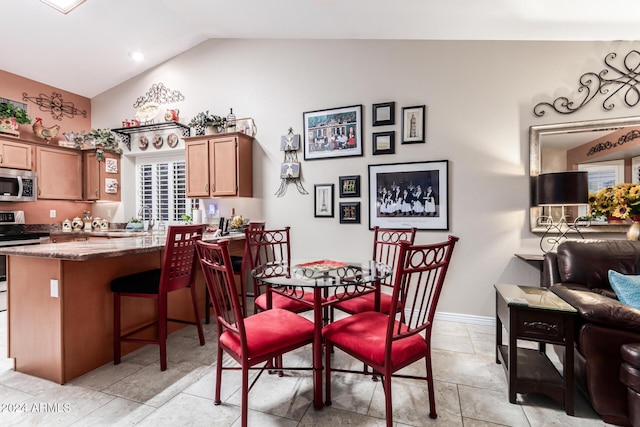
[[152, 134, 163, 149], [135, 102, 159, 123], [138, 136, 149, 150], [167, 133, 179, 148]]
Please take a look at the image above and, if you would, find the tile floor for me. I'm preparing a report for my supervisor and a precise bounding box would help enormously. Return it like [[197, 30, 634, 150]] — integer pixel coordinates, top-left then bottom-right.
[[0, 309, 615, 426]]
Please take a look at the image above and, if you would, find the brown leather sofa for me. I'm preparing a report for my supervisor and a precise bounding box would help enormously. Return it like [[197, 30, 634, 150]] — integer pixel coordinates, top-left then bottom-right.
[[543, 239, 640, 426]]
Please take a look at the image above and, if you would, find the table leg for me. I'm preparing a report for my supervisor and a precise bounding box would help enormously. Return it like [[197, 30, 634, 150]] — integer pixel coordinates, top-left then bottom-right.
[[313, 287, 324, 409]]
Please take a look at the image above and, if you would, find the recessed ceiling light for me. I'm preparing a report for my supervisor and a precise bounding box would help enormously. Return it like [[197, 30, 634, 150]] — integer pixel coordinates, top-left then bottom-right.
[[129, 51, 145, 62], [40, 0, 86, 14]]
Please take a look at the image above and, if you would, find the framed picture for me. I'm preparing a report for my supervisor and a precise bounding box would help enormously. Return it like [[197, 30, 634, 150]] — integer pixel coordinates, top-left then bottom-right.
[[281, 133, 300, 151], [368, 160, 449, 230], [105, 157, 118, 173], [314, 184, 334, 217], [339, 175, 360, 198], [372, 131, 395, 155], [340, 202, 361, 224], [372, 102, 395, 126], [280, 162, 300, 178], [401, 105, 426, 144], [303, 105, 363, 160]]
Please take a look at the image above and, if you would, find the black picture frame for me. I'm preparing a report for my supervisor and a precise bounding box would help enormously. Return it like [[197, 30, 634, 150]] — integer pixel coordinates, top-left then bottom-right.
[[314, 184, 334, 217], [372, 131, 395, 155], [368, 160, 449, 230], [339, 202, 361, 224], [303, 105, 363, 160], [339, 175, 360, 198], [401, 105, 426, 144], [372, 102, 395, 126]]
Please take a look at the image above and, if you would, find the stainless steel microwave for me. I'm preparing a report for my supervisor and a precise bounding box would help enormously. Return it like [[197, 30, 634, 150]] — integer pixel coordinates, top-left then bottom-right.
[[0, 169, 36, 202]]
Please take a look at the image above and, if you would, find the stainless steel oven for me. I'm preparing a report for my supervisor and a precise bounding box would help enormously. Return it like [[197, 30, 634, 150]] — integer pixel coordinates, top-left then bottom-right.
[[0, 210, 49, 312]]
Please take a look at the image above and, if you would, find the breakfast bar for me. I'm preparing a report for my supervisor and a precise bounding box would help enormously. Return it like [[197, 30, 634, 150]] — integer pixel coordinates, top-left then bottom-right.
[[0, 231, 244, 384]]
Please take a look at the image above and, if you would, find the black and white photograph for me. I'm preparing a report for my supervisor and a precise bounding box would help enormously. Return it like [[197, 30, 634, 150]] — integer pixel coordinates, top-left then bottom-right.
[[368, 160, 448, 230]]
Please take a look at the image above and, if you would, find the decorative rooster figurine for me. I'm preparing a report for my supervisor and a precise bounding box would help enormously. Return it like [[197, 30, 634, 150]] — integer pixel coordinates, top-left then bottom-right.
[[32, 117, 60, 143]]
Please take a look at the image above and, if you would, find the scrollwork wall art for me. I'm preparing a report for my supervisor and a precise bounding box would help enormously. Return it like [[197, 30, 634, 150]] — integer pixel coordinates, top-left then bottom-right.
[[133, 83, 185, 108], [534, 50, 640, 116], [22, 91, 87, 121]]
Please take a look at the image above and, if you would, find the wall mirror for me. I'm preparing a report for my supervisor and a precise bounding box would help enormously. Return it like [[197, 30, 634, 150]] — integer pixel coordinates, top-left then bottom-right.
[[530, 115, 640, 233]]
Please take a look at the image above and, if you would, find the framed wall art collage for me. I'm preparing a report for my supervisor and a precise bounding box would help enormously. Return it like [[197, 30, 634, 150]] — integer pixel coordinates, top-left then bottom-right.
[[305, 101, 447, 230]]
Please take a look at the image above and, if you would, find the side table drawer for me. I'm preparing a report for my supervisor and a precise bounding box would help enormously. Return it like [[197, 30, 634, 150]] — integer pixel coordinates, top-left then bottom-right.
[[517, 308, 568, 343]]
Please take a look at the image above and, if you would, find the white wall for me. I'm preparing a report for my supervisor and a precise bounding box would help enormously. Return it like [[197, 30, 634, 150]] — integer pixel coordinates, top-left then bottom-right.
[[91, 39, 638, 320]]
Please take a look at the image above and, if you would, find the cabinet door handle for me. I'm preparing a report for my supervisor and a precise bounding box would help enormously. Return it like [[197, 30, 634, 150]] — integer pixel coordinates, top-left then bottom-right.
[[0, 154, 3, 163], [38, 188, 41, 196], [205, 184, 209, 192], [95, 189, 98, 196]]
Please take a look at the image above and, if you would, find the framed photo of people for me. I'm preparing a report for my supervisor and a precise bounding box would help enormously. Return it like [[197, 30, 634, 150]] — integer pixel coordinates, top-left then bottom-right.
[[368, 160, 449, 230], [303, 105, 363, 160], [314, 183, 335, 218], [401, 105, 426, 144]]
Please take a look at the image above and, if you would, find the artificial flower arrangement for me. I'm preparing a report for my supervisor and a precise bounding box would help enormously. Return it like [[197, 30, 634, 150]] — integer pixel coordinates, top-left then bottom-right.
[[588, 183, 640, 220]]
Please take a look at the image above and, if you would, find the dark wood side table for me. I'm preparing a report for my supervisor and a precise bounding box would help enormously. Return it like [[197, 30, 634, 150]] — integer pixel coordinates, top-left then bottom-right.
[[495, 283, 577, 415]]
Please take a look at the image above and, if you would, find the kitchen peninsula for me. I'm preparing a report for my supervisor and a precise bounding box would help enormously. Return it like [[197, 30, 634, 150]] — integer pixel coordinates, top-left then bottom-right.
[[0, 231, 244, 384]]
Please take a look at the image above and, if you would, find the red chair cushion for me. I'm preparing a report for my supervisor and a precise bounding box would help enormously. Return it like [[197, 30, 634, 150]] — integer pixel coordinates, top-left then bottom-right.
[[330, 292, 398, 314], [322, 311, 427, 367], [220, 309, 314, 359], [255, 291, 319, 313]]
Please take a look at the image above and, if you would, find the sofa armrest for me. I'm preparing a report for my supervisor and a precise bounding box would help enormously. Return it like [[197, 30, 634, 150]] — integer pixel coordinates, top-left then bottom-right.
[[542, 252, 559, 288], [551, 284, 640, 331]]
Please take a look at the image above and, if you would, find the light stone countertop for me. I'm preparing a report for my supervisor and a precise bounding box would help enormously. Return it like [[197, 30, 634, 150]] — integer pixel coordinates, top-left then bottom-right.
[[0, 231, 245, 261]]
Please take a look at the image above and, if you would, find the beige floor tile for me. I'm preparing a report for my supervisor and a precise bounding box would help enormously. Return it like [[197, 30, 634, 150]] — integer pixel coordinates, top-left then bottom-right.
[[102, 360, 208, 407], [136, 392, 240, 426], [368, 379, 463, 426], [299, 405, 387, 426], [432, 332, 475, 354], [432, 349, 507, 392], [69, 360, 146, 391], [458, 384, 530, 426], [70, 397, 156, 426], [520, 392, 616, 426]]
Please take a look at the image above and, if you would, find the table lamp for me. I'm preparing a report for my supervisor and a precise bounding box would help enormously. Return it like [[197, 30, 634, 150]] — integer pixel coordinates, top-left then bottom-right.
[[536, 171, 589, 253]]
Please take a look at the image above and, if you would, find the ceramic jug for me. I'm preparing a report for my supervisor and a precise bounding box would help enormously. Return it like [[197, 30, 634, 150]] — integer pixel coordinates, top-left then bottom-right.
[[71, 217, 83, 231], [100, 218, 109, 230], [91, 217, 102, 230], [62, 219, 72, 233]]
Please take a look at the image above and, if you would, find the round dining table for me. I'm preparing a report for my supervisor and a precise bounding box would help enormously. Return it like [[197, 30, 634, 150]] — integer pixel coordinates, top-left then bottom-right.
[[251, 258, 392, 409]]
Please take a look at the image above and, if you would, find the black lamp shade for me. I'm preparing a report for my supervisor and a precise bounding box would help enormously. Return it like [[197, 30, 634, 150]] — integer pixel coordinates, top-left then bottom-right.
[[536, 171, 588, 205]]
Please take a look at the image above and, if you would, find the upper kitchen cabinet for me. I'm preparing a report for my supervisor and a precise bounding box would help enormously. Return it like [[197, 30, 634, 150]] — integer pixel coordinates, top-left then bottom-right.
[[185, 132, 253, 198], [83, 150, 120, 201], [35, 146, 82, 200], [0, 139, 32, 170]]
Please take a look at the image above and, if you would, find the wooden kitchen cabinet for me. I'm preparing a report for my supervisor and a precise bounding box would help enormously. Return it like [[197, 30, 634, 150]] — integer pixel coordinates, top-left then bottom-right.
[[35, 146, 82, 200], [0, 139, 32, 170], [84, 150, 120, 201], [185, 132, 253, 198]]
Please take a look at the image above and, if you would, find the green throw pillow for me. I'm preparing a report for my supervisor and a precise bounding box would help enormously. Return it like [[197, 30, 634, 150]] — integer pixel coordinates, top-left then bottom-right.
[[608, 270, 640, 309]]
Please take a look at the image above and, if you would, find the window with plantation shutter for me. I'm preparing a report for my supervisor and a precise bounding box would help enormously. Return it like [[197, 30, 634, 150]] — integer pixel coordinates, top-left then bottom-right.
[[136, 155, 195, 225]]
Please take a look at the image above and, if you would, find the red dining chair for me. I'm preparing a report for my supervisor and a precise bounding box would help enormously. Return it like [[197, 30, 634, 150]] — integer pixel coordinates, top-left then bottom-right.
[[195, 239, 314, 427], [111, 224, 205, 371], [205, 221, 265, 322], [245, 226, 316, 315], [329, 226, 417, 321], [323, 236, 459, 426]]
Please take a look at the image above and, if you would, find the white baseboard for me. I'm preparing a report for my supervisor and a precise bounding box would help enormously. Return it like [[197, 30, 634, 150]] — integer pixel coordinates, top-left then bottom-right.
[[434, 311, 495, 327]]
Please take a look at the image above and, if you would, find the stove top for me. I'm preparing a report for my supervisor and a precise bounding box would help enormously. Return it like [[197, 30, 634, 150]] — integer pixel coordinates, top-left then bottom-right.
[[0, 210, 49, 242]]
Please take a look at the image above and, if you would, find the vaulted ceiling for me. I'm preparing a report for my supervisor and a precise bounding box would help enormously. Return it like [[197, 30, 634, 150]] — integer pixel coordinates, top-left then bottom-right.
[[5, 0, 639, 98]]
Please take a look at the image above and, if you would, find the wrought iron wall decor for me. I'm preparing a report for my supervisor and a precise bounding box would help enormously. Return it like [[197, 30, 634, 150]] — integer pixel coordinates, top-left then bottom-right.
[[275, 127, 308, 197], [586, 129, 640, 156], [133, 82, 185, 108], [534, 50, 640, 116], [22, 91, 87, 121]]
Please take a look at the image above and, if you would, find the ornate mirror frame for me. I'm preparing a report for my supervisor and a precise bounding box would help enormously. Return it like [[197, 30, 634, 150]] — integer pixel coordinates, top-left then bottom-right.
[[530, 115, 640, 234]]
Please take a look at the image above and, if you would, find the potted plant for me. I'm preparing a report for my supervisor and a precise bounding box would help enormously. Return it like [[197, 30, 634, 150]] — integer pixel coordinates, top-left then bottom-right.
[[188, 110, 227, 135], [69, 128, 123, 161], [0, 103, 32, 136]]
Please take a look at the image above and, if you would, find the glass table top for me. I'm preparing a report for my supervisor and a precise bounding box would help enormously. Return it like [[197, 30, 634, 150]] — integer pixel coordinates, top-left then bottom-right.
[[251, 258, 392, 289], [494, 283, 576, 312]]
